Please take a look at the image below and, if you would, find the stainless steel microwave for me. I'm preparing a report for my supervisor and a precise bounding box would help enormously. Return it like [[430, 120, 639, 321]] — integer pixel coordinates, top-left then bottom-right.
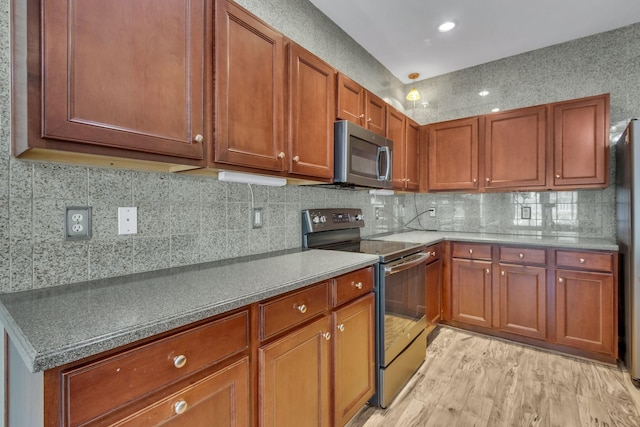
[[333, 120, 393, 189]]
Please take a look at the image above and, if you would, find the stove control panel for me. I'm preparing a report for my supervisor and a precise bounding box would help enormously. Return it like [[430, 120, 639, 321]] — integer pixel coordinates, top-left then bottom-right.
[[302, 208, 365, 234]]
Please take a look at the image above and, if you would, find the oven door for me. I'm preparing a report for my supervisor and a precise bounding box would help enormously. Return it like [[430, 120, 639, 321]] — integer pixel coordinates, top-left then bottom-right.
[[378, 252, 428, 367]]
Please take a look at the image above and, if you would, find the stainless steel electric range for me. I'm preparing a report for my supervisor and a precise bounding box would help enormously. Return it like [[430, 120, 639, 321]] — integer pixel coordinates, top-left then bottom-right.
[[302, 208, 429, 408]]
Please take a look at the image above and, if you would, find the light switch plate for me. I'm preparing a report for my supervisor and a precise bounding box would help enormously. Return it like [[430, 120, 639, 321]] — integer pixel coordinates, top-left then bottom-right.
[[118, 207, 138, 235], [65, 207, 92, 240]]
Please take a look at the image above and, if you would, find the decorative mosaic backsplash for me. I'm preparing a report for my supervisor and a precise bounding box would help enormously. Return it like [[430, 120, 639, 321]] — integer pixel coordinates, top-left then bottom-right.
[[0, 0, 632, 292]]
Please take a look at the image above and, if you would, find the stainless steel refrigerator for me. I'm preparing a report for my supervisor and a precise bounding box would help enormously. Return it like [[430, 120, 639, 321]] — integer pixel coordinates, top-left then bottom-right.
[[616, 118, 640, 385]]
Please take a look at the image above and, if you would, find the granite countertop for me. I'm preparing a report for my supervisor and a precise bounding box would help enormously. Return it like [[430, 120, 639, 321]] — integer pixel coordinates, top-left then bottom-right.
[[0, 249, 379, 373], [372, 230, 619, 251]]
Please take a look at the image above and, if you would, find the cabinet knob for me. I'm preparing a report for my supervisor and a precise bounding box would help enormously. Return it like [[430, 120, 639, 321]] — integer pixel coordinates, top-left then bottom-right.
[[486, 178, 490, 182], [193, 134, 204, 143], [297, 304, 307, 314], [173, 355, 187, 369], [469, 249, 473, 255], [359, 114, 365, 119], [354, 282, 363, 290], [174, 400, 188, 415], [472, 178, 477, 183], [278, 152, 286, 159], [519, 253, 524, 259], [555, 174, 561, 179], [558, 277, 564, 283], [293, 156, 300, 162], [367, 118, 372, 122], [486, 268, 490, 274], [579, 258, 586, 264], [337, 324, 345, 332], [431, 251, 437, 257], [501, 271, 505, 276], [323, 332, 331, 341]]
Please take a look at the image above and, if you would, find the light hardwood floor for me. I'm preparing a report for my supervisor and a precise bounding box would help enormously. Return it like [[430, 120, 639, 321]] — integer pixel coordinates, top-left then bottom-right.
[[347, 327, 640, 427]]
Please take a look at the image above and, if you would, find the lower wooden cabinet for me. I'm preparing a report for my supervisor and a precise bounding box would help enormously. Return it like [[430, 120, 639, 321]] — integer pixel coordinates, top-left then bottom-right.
[[554, 269, 615, 354], [259, 316, 332, 427], [425, 246, 443, 332], [333, 294, 375, 426], [113, 357, 250, 427], [451, 258, 492, 328], [498, 264, 546, 340]]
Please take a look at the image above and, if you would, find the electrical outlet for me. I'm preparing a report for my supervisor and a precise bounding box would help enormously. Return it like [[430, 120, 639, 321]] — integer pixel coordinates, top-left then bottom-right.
[[521, 206, 532, 220], [65, 207, 92, 240], [118, 207, 138, 235], [253, 208, 263, 228], [428, 207, 436, 218]]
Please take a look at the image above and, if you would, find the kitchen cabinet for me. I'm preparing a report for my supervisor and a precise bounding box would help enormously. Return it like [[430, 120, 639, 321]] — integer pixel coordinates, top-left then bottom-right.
[[450, 243, 492, 328], [45, 309, 250, 426], [425, 244, 443, 334], [389, 107, 420, 191], [16, 0, 208, 169], [554, 250, 616, 355], [497, 247, 547, 340], [287, 42, 336, 180], [551, 94, 609, 188], [215, 0, 285, 172], [336, 73, 387, 136], [484, 106, 547, 189], [427, 117, 480, 191]]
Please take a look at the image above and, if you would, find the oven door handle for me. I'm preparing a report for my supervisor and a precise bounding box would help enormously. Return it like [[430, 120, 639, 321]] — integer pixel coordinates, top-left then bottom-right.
[[384, 253, 430, 275]]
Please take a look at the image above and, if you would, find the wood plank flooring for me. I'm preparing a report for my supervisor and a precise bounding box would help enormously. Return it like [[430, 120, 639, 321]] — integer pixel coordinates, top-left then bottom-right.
[[346, 327, 640, 427]]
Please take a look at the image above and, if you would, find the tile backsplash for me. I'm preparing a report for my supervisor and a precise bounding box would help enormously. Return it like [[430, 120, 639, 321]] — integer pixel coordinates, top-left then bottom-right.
[[2, 0, 632, 292]]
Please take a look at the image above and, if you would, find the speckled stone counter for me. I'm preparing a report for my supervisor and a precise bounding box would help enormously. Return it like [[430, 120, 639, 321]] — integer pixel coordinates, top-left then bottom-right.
[[0, 250, 379, 373], [373, 231, 618, 251]]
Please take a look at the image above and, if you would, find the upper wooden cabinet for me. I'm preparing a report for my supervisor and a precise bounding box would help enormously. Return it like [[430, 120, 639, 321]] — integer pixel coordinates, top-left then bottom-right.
[[389, 107, 420, 191], [484, 106, 546, 190], [286, 42, 336, 180], [551, 95, 609, 188], [336, 73, 387, 136], [215, 0, 285, 172], [427, 117, 480, 191], [17, 0, 208, 166]]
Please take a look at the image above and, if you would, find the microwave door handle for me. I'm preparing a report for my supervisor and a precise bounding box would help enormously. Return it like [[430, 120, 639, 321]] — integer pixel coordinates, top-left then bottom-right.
[[377, 146, 390, 181]]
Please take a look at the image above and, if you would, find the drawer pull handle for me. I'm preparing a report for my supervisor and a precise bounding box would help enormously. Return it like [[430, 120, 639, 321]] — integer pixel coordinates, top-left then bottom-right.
[[469, 249, 473, 255], [173, 355, 187, 369], [297, 304, 307, 314], [501, 271, 505, 276], [519, 253, 524, 259], [337, 324, 345, 332], [579, 258, 586, 264], [556, 174, 561, 179], [354, 282, 363, 290], [323, 332, 331, 341], [431, 251, 437, 257], [486, 268, 490, 274], [174, 400, 188, 415], [559, 277, 564, 283]]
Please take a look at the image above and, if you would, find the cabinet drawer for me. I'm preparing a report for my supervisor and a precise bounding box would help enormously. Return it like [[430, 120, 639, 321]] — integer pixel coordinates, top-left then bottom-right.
[[452, 243, 492, 260], [556, 250, 614, 272], [500, 247, 546, 265], [64, 310, 249, 426], [260, 281, 330, 340], [333, 266, 374, 307]]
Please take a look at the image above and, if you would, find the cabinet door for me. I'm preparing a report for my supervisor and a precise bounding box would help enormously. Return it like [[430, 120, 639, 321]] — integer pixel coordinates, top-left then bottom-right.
[[333, 294, 375, 427], [451, 259, 492, 327], [259, 316, 331, 427], [112, 357, 250, 427], [42, 0, 205, 159], [387, 107, 407, 190], [498, 264, 546, 340], [555, 269, 615, 355], [428, 117, 479, 191], [425, 258, 443, 327], [364, 91, 387, 136], [215, 0, 285, 171], [484, 106, 546, 189], [336, 73, 365, 125], [552, 95, 609, 188], [287, 43, 335, 179], [404, 118, 421, 192]]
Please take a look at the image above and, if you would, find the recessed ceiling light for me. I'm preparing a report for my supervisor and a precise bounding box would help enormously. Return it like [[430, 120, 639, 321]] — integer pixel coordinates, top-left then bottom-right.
[[438, 21, 456, 32], [479, 90, 490, 97], [491, 108, 500, 112]]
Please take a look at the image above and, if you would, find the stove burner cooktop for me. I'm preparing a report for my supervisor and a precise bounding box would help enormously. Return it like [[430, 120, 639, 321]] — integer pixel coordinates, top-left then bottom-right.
[[320, 240, 426, 263]]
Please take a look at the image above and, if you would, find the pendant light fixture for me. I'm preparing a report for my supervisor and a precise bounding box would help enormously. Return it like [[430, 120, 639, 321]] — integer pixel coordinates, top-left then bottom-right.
[[406, 73, 421, 106]]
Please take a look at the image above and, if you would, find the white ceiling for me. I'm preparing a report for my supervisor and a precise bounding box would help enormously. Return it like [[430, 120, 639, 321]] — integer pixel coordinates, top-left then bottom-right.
[[308, 0, 640, 83]]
